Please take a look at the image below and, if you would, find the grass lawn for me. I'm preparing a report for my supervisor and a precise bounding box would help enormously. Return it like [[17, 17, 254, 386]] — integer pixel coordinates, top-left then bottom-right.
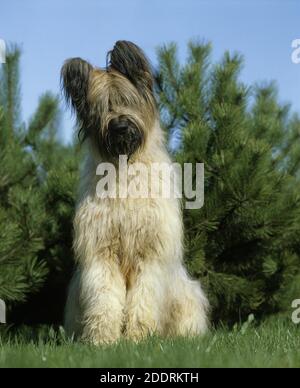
[[0, 318, 299, 368]]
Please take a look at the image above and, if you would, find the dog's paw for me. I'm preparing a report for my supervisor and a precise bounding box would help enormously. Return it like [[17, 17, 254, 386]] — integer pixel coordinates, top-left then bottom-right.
[[124, 316, 157, 342], [81, 316, 122, 345]]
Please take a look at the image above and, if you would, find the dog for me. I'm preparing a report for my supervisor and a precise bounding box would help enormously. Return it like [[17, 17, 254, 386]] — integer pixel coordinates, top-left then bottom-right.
[[61, 41, 209, 344]]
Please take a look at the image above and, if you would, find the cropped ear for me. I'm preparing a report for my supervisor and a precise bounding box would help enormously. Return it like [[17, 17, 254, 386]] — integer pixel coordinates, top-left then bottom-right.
[[107, 40, 154, 94], [61, 58, 93, 119]]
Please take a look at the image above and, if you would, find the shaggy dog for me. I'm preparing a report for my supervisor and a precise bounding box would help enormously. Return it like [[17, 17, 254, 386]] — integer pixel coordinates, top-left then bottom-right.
[[62, 41, 209, 344]]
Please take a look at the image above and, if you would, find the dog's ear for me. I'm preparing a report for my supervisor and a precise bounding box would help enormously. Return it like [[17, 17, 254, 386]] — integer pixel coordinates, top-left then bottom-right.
[[108, 41, 154, 94], [61, 58, 93, 119]]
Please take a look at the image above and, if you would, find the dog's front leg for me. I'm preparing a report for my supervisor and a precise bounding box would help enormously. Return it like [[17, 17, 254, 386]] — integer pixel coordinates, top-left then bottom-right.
[[124, 261, 166, 342], [66, 198, 127, 345], [78, 258, 126, 345]]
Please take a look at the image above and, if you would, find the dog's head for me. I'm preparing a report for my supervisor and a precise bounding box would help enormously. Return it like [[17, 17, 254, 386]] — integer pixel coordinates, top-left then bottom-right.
[[61, 41, 157, 160]]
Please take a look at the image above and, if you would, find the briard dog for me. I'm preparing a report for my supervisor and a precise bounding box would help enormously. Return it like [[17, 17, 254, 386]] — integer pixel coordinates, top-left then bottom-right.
[[61, 41, 208, 344]]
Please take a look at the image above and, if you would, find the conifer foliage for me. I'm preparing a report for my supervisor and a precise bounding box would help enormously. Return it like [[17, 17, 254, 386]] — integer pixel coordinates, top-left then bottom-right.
[[157, 42, 300, 323], [0, 47, 78, 323]]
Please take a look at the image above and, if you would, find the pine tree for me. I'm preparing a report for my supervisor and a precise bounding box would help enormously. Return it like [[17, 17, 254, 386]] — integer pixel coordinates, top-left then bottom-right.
[[0, 47, 79, 323], [156, 41, 300, 324]]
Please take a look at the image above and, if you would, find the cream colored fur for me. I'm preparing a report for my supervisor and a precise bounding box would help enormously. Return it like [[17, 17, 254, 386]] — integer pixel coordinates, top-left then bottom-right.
[[64, 120, 209, 344]]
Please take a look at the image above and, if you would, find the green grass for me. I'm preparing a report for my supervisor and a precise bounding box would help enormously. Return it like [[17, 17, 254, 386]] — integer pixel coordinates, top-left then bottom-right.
[[0, 318, 300, 368]]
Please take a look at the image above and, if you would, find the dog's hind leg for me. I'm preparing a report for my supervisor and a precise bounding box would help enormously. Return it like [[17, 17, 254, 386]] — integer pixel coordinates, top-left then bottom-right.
[[166, 266, 209, 337], [64, 268, 82, 339]]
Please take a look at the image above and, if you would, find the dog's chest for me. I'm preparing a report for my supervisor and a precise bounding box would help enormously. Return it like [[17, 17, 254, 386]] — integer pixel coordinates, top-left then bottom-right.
[[103, 197, 163, 262]]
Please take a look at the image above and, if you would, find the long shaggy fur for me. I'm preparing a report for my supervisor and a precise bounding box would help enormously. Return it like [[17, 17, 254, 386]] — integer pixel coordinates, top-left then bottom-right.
[[62, 41, 209, 344]]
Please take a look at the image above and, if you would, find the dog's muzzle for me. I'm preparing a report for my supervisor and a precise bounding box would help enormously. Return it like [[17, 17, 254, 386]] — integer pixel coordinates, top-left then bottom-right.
[[104, 117, 143, 159]]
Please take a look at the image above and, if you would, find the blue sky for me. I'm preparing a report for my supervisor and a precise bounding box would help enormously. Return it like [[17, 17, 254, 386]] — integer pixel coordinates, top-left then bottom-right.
[[1, 0, 299, 142]]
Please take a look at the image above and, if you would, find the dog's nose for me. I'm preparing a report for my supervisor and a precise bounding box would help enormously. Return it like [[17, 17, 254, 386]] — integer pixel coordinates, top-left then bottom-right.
[[108, 119, 128, 133]]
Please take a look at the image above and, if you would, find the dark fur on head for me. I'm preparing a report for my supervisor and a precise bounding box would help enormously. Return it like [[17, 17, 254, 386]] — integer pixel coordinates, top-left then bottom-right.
[[61, 58, 93, 140], [107, 41, 154, 95], [61, 41, 157, 160]]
